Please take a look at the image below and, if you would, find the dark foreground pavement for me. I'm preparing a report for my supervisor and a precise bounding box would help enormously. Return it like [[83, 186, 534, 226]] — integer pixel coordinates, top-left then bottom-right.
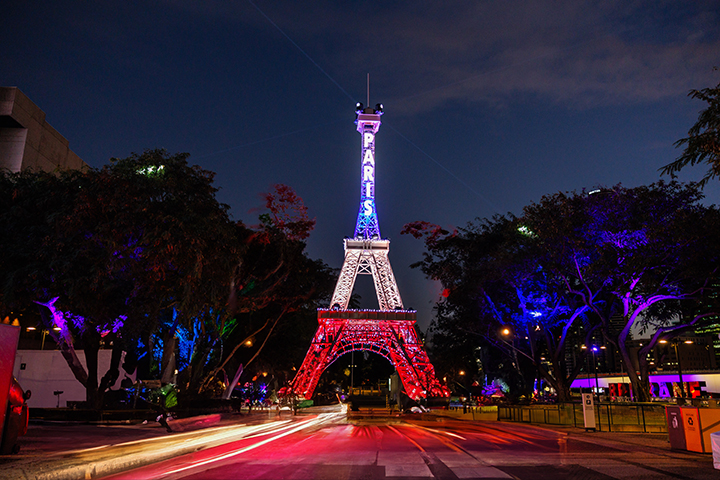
[[0, 407, 716, 480]]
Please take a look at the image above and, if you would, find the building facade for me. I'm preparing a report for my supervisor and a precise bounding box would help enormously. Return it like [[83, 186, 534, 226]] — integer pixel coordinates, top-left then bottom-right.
[[0, 87, 87, 173]]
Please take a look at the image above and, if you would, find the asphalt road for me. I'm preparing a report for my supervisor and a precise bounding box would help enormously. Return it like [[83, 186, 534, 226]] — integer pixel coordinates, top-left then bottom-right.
[[98, 414, 716, 480]]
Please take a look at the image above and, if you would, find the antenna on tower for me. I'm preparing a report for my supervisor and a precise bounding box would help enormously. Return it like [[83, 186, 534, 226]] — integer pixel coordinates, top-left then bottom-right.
[[367, 73, 370, 107]]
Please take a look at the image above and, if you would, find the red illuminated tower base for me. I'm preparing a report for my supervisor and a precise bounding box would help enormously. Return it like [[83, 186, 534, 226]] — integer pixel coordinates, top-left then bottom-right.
[[291, 309, 448, 400]]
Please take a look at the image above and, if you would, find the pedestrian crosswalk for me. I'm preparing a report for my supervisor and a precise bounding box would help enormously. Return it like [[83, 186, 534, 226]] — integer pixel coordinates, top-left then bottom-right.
[[232, 460, 669, 479]]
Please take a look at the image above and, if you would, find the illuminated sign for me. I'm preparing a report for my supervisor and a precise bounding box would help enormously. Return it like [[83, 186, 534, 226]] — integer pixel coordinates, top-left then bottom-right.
[[608, 381, 706, 399], [354, 120, 381, 238]]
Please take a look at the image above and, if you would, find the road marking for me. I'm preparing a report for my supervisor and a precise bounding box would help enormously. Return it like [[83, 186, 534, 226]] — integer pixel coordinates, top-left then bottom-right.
[[384, 463, 434, 477], [453, 466, 513, 479]]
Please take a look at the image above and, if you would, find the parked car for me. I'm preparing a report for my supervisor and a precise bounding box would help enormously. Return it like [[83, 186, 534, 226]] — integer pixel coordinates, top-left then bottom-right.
[[1, 377, 31, 454]]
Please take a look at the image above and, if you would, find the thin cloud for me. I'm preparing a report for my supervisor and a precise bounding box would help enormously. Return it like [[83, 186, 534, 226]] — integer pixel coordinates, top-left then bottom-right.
[[202, 0, 719, 113]]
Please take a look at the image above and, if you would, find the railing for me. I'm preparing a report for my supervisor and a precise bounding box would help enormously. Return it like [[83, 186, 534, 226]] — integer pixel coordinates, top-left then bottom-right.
[[444, 405, 499, 420], [348, 386, 386, 396], [498, 403, 668, 433]]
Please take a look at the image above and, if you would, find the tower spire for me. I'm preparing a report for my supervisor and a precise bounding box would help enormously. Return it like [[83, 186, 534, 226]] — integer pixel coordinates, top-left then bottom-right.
[[353, 102, 383, 239]]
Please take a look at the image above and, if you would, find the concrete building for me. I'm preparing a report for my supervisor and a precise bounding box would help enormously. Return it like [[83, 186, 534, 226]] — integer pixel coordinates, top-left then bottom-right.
[[0, 87, 87, 173], [13, 350, 131, 408]]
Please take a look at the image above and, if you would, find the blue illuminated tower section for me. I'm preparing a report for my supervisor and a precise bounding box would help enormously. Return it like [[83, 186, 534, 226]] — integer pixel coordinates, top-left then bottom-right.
[[354, 103, 382, 239]]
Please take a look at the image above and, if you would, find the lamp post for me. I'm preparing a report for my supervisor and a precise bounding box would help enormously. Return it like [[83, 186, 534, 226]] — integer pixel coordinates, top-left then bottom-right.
[[500, 327, 518, 369], [591, 346, 599, 398], [581, 344, 603, 401], [659, 338, 693, 400]]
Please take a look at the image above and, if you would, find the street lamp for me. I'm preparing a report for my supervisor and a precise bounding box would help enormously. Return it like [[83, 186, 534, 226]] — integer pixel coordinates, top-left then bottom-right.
[[591, 346, 600, 400], [581, 344, 603, 401], [500, 327, 518, 368], [659, 338, 694, 400]]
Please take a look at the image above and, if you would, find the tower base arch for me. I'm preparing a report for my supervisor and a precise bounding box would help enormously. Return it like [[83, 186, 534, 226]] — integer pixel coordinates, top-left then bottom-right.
[[291, 309, 449, 400]]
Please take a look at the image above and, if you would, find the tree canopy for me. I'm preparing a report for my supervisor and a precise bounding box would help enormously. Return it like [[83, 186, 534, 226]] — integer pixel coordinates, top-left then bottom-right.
[[1, 150, 334, 408], [661, 71, 720, 186], [406, 181, 720, 402]]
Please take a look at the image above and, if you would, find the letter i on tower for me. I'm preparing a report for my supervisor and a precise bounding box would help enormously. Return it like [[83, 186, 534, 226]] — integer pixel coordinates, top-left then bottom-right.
[[354, 102, 383, 239]]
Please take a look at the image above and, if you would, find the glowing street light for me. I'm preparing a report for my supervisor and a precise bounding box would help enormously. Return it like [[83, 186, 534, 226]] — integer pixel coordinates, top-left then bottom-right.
[[498, 327, 519, 369], [591, 346, 600, 399], [659, 338, 693, 399]]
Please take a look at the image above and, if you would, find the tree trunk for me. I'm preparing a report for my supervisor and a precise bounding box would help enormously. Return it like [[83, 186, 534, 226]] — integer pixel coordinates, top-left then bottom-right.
[[550, 360, 573, 403], [161, 334, 177, 384], [223, 364, 244, 400], [84, 331, 101, 409], [636, 355, 652, 401], [99, 341, 123, 393], [37, 303, 89, 389], [617, 337, 648, 402]]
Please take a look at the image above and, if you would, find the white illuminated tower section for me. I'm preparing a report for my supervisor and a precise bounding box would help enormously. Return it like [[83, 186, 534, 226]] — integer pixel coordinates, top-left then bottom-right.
[[330, 104, 403, 311]]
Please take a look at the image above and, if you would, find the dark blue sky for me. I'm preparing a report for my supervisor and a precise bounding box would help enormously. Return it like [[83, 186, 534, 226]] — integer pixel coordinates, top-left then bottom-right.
[[3, 1, 719, 328]]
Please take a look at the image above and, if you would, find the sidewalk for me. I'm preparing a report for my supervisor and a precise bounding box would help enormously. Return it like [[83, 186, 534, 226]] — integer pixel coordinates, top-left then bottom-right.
[[509, 422, 673, 450], [424, 409, 683, 452]]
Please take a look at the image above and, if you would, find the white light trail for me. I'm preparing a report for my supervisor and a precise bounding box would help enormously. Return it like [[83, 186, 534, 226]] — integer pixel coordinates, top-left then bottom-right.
[[161, 413, 344, 477], [65, 421, 292, 455]]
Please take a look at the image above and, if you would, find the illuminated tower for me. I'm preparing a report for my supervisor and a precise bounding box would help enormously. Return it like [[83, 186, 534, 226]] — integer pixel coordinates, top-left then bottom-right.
[[290, 103, 448, 401]]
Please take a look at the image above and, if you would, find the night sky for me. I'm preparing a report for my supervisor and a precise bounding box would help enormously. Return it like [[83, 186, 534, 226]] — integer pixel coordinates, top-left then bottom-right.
[[3, 1, 719, 329]]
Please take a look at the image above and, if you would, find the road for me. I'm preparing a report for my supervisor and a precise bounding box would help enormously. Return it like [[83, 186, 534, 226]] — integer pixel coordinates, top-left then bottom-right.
[[101, 412, 716, 480]]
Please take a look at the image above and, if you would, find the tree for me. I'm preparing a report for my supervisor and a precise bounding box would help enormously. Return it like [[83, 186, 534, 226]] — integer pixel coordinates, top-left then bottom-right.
[[403, 217, 591, 402], [1, 150, 240, 408], [522, 182, 720, 401], [406, 181, 720, 403], [661, 71, 720, 186], [194, 184, 336, 397]]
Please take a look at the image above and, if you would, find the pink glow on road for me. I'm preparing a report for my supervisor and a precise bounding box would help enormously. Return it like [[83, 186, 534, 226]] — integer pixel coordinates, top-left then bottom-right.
[[158, 412, 345, 478]]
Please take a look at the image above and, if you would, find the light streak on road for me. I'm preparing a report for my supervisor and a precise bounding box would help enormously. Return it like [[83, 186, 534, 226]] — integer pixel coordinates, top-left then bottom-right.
[[65, 421, 292, 456], [386, 425, 426, 452], [161, 412, 346, 477], [424, 427, 466, 440], [402, 423, 467, 453]]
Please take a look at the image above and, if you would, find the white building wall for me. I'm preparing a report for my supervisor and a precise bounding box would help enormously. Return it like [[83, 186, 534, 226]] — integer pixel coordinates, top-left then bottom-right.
[[13, 350, 134, 408]]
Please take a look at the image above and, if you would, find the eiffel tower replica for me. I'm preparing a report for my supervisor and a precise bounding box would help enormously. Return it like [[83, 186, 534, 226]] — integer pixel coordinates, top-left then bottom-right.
[[290, 102, 449, 401]]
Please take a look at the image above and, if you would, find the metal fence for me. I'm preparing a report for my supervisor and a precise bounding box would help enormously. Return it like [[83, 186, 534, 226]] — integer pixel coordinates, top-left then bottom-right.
[[498, 403, 667, 433]]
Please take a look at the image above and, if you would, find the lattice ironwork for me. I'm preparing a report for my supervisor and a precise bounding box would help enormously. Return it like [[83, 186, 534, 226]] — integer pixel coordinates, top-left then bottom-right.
[[329, 239, 403, 311], [291, 310, 449, 400]]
